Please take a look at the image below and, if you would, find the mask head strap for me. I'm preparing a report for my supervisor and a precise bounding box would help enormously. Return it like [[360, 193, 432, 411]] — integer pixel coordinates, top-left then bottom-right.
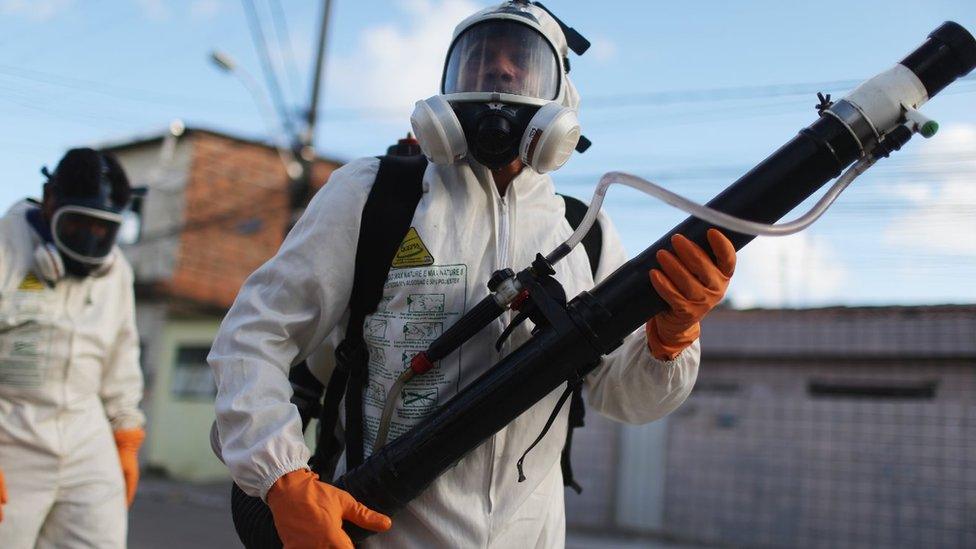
[[531, 1, 590, 56]]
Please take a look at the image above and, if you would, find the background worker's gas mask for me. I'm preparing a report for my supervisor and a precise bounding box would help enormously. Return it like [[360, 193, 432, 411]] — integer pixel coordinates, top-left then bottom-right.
[[30, 155, 127, 283], [411, 1, 590, 174]]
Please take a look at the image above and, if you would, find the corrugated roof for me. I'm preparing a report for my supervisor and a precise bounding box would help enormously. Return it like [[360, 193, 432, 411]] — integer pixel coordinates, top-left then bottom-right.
[[701, 305, 976, 358], [95, 125, 346, 165]]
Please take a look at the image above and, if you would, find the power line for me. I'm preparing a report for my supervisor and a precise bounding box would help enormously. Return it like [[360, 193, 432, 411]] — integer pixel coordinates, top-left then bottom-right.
[[1, 59, 971, 126], [0, 87, 137, 128], [241, 0, 297, 142], [267, 0, 303, 106], [555, 155, 976, 189], [585, 75, 976, 109], [0, 63, 252, 110], [312, 75, 976, 122]]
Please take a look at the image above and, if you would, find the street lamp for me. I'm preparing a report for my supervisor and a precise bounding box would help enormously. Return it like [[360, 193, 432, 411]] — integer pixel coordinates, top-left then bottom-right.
[[209, 49, 303, 180]]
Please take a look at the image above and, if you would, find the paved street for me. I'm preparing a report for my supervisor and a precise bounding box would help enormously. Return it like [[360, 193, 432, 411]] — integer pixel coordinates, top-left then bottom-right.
[[129, 478, 239, 548], [129, 477, 705, 549]]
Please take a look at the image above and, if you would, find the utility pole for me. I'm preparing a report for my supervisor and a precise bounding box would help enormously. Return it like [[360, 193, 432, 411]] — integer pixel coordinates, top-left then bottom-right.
[[289, 0, 333, 233]]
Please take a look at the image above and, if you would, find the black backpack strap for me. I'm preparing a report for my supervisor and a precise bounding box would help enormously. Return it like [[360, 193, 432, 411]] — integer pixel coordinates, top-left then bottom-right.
[[289, 360, 324, 430], [557, 193, 602, 494], [313, 355, 351, 477], [516, 379, 579, 484], [313, 154, 428, 477], [561, 382, 585, 493]]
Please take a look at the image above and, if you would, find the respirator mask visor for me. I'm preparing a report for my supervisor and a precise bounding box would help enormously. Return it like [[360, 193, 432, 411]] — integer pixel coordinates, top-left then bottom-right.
[[412, 14, 581, 172], [443, 19, 560, 101], [51, 205, 122, 266]]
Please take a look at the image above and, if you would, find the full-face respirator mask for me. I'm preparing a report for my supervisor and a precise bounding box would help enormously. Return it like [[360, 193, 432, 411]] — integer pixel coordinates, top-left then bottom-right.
[[411, 1, 590, 174], [29, 152, 128, 283]]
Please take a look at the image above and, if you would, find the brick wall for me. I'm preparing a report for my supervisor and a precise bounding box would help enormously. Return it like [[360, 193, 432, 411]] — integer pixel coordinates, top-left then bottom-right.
[[161, 132, 338, 309]]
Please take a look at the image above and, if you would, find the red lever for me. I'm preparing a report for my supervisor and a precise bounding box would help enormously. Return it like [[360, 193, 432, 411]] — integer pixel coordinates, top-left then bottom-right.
[[410, 352, 434, 375], [511, 290, 530, 311]]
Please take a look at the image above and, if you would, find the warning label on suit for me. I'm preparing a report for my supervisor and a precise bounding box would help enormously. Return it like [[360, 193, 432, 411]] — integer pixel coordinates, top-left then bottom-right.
[[361, 264, 468, 444], [391, 227, 434, 268]]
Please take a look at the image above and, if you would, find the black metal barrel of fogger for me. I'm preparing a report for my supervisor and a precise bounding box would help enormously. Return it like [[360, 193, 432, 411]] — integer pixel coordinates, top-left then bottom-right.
[[335, 22, 976, 542], [595, 17, 976, 388]]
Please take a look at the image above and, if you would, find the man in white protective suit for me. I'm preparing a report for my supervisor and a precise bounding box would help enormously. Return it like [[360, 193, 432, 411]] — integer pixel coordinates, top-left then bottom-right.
[[209, 2, 737, 548], [0, 148, 146, 548]]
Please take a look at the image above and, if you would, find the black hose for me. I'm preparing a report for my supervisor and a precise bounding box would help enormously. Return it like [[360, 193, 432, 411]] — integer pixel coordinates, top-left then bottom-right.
[[426, 295, 504, 361], [230, 360, 321, 548], [231, 483, 282, 549]]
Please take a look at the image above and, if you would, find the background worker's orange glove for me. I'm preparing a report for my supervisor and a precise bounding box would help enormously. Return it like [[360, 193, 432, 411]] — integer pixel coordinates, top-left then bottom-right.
[[267, 469, 391, 549], [114, 428, 145, 507], [646, 229, 736, 360], [0, 467, 7, 522]]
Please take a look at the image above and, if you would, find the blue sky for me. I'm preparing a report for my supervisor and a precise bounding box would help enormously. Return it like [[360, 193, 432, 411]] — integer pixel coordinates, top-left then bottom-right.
[[1, 0, 974, 307]]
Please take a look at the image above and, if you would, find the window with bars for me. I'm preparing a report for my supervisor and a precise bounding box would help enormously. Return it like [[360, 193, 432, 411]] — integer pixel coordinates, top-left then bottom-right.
[[170, 345, 216, 400]]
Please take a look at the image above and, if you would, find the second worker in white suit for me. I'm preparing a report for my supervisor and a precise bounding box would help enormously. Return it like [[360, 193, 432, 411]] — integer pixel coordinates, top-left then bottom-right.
[[0, 148, 146, 548]]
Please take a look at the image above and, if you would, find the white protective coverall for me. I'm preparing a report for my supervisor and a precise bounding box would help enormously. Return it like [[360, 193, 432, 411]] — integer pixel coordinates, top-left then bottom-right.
[[209, 156, 701, 547], [0, 200, 145, 549]]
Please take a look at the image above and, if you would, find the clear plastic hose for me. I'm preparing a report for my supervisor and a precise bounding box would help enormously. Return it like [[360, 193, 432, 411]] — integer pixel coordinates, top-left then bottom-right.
[[549, 156, 876, 263], [373, 368, 414, 453]]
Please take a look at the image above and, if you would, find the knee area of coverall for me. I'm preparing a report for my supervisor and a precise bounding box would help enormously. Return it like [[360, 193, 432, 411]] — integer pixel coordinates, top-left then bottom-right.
[[0, 429, 126, 549], [0, 476, 126, 549], [34, 494, 127, 549]]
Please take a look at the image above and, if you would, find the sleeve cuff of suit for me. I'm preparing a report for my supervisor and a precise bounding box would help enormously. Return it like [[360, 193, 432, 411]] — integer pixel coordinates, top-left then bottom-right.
[[647, 337, 697, 367], [108, 411, 147, 432], [585, 330, 700, 424], [645, 318, 701, 361], [259, 461, 312, 502]]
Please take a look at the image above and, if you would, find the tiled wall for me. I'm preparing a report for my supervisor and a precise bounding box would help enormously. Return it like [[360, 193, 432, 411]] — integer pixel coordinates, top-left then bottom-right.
[[564, 406, 620, 529], [667, 361, 974, 548], [565, 308, 976, 548]]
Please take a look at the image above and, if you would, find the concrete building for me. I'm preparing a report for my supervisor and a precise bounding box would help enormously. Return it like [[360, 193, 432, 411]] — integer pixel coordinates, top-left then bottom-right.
[[105, 126, 340, 481], [567, 305, 976, 548]]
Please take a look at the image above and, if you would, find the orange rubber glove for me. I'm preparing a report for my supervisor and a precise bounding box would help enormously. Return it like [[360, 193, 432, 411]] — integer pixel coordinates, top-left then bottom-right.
[[0, 467, 7, 522], [267, 469, 391, 549], [114, 428, 145, 507], [646, 229, 736, 360]]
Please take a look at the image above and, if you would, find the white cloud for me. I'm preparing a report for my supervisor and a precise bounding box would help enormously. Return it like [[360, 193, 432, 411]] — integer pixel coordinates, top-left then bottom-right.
[[330, 0, 482, 117], [136, 0, 169, 21], [0, 0, 73, 20], [882, 123, 976, 256], [589, 37, 617, 63], [190, 0, 222, 21], [728, 232, 847, 308], [884, 181, 932, 203]]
